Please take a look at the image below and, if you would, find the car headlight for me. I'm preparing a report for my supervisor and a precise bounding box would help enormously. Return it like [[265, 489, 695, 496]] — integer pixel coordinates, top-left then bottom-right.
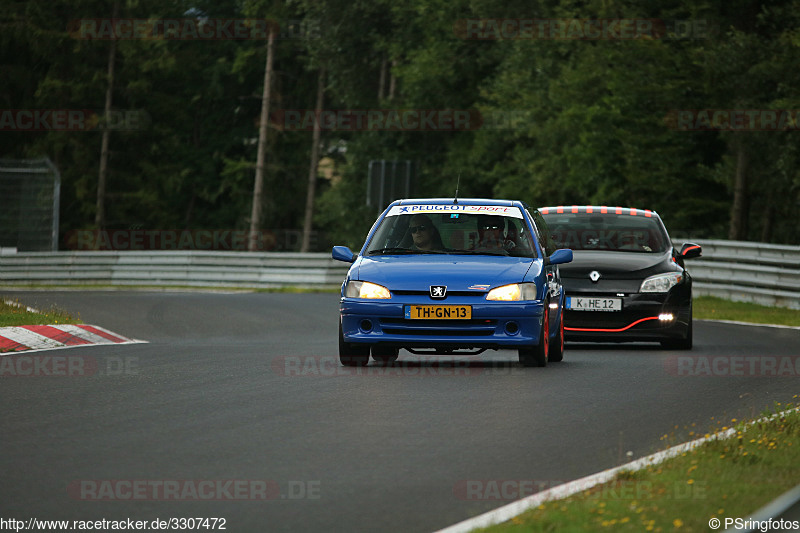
[[344, 280, 391, 299], [639, 273, 683, 293], [486, 283, 539, 301]]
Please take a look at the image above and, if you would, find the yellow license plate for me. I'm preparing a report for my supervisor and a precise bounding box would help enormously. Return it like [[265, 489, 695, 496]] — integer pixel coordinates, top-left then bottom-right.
[[405, 305, 472, 320]]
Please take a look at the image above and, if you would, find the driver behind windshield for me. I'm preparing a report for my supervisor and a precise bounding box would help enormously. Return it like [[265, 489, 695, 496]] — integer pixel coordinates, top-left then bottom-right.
[[408, 214, 444, 251]]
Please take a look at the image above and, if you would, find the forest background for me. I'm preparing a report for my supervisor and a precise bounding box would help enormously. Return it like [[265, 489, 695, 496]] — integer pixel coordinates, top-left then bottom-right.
[[2, 0, 799, 251]]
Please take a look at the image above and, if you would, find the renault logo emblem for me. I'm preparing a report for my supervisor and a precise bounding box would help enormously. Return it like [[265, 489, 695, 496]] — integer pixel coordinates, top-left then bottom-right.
[[430, 285, 447, 299], [589, 271, 601, 283]]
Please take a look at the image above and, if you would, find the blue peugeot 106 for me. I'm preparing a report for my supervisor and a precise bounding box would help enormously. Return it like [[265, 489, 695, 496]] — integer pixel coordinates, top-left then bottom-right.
[[332, 198, 573, 367]]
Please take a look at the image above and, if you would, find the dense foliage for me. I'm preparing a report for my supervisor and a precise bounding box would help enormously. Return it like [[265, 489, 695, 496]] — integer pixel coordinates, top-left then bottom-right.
[[2, 0, 799, 250]]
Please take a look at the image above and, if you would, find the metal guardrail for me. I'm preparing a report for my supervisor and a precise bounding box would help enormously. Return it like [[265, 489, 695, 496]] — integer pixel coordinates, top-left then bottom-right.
[[680, 240, 800, 310], [0, 240, 798, 308], [726, 482, 800, 532], [0, 251, 350, 290]]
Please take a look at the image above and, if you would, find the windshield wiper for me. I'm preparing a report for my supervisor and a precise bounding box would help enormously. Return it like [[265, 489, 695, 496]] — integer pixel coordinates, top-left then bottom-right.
[[367, 248, 449, 255], [447, 250, 510, 257], [367, 247, 415, 255]]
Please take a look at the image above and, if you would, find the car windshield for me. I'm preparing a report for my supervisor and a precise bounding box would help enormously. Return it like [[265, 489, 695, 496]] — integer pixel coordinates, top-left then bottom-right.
[[365, 208, 538, 258], [543, 213, 669, 253]]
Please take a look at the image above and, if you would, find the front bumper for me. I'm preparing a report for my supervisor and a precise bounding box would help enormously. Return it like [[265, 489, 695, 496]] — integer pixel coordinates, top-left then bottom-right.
[[340, 297, 546, 351], [563, 288, 691, 343]]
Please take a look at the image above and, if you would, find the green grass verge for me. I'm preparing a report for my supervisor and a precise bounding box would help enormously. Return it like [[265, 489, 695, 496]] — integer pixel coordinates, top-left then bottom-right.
[[477, 402, 800, 532], [695, 296, 800, 327], [0, 299, 82, 327]]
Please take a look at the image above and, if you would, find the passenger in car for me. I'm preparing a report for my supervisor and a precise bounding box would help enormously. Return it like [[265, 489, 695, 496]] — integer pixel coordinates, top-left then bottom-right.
[[474, 215, 510, 251]]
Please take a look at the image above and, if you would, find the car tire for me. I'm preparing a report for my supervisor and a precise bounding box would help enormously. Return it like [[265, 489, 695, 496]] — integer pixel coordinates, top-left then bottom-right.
[[519, 307, 549, 367], [661, 305, 693, 350], [339, 324, 370, 366], [549, 310, 564, 363], [372, 346, 399, 365]]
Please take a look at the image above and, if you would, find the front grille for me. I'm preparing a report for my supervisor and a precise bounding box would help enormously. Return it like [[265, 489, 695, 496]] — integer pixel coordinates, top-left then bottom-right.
[[382, 318, 497, 326], [382, 328, 494, 336], [380, 318, 497, 336], [391, 290, 486, 298], [562, 278, 642, 292]]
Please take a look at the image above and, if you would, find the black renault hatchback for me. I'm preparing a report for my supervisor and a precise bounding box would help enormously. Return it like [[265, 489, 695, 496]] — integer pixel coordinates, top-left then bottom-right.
[[540, 206, 701, 349]]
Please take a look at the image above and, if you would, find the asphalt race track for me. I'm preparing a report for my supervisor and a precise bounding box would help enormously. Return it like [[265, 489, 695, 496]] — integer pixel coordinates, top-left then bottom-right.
[[2, 291, 799, 532]]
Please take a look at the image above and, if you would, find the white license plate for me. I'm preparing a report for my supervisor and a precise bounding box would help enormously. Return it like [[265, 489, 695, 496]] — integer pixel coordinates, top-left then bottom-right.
[[566, 297, 622, 312]]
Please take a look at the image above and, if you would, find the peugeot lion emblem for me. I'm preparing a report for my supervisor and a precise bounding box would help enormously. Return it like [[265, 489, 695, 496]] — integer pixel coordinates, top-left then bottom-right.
[[430, 285, 447, 299], [589, 270, 601, 283]]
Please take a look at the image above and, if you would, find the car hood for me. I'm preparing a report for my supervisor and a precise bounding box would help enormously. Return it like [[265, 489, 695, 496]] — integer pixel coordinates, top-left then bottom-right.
[[353, 255, 537, 291], [559, 250, 677, 280]]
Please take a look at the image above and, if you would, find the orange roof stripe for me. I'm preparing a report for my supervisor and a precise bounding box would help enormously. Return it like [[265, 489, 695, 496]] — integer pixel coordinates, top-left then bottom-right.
[[539, 206, 659, 217]]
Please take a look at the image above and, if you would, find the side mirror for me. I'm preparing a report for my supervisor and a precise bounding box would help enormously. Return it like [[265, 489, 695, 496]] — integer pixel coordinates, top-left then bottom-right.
[[332, 246, 358, 263], [679, 243, 702, 260], [544, 248, 573, 266]]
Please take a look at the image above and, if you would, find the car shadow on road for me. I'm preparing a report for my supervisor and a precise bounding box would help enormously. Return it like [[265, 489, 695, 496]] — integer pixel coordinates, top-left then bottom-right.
[[358, 357, 580, 374], [565, 342, 665, 351]]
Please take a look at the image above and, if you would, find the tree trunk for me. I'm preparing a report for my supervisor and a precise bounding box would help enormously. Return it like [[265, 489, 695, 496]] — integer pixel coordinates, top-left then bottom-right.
[[760, 194, 774, 242], [95, 0, 119, 230], [184, 190, 196, 229], [388, 59, 397, 101], [378, 58, 387, 101], [728, 136, 749, 241], [300, 68, 325, 253], [248, 26, 276, 251]]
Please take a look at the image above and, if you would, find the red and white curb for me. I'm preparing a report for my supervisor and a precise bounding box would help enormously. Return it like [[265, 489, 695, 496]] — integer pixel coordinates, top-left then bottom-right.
[[0, 325, 146, 354]]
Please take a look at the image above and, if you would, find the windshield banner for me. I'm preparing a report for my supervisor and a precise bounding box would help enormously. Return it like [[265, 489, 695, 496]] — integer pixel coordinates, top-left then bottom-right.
[[385, 204, 522, 218]]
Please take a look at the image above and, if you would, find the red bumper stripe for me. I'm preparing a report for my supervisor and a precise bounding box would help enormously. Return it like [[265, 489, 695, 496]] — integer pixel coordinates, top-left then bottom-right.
[[565, 316, 660, 333]]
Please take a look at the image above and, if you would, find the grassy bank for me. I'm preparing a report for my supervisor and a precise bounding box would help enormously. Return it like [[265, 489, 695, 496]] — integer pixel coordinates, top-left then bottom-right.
[[695, 296, 800, 327], [479, 403, 800, 532], [0, 299, 81, 327]]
